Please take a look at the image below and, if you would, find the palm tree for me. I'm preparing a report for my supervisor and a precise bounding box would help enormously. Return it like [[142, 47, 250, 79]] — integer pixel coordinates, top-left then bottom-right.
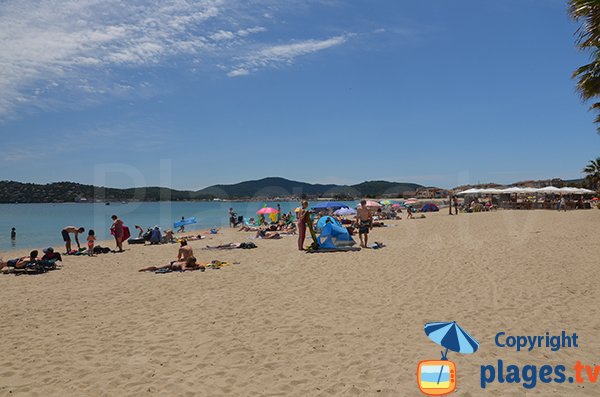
[[583, 157, 600, 190], [569, 0, 600, 132]]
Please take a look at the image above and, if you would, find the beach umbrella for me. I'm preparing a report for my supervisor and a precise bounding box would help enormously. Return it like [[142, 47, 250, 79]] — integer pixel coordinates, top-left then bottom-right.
[[478, 188, 498, 194], [312, 201, 350, 210], [424, 321, 479, 384], [404, 199, 418, 205], [256, 207, 277, 214], [502, 187, 527, 194], [537, 186, 561, 194], [561, 187, 595, 194], [380, 200, 392, 205], [392, 203, 403, 208], [456, 188, 481, 195], [334, 207, 356, 216], [363, 200, 382, 208], [592, 197, 599, 201], [559, 187, 580, 194]]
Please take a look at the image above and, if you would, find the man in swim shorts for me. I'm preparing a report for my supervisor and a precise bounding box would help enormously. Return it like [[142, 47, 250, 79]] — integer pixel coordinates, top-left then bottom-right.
[[356, 200, 373, 248], [62, 226, 85, 253]]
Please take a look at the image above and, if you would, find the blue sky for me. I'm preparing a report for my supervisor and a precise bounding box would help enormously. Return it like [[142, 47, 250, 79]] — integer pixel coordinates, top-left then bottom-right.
[[1, 0, 598, 189]]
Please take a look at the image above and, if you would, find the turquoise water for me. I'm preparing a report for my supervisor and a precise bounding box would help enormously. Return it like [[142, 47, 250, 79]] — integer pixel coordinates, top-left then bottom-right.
[[0, 201, 357, 251]]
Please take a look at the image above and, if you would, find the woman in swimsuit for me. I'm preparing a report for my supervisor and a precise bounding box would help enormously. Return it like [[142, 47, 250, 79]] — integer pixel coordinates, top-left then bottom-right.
[[297, 200, 309, 251]]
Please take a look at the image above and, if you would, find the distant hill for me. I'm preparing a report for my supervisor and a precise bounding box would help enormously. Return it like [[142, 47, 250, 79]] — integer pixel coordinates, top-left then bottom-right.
[[0, 178, 424, 203], [0, 181, 210, 203], [197, 177, 423, 199]]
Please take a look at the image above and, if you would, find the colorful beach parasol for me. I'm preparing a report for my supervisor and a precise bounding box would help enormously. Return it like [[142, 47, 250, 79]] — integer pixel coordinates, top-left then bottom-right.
[[256, 207, 277, 214]]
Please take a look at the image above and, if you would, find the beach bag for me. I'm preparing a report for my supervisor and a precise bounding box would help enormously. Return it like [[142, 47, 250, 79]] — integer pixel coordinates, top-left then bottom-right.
[[239, 242, 257, 249]]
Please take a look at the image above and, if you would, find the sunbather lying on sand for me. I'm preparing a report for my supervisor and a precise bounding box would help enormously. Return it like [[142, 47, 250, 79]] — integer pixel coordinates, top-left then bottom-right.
[[204, 243, 241, 250], [239, 225, 259, 232], [256, 230, 281, 239], [138, 256, 202, 272], [0, 250, 39, 270], [203, 242, 257, 250]]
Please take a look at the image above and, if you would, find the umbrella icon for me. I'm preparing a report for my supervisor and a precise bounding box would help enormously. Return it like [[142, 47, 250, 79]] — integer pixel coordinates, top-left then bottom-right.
[[424, 321, 479, 385]]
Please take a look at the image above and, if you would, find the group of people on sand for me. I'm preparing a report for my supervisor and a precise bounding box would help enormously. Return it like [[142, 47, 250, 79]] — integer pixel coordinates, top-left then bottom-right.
[[295, 199, 376, 250], [61, 215, 124, 255], [1, 247, 62, 272]]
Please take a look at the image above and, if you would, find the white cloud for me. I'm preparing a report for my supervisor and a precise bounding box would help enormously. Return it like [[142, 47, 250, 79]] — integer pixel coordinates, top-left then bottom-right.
[[210, 30, 236, 41], [229, 34, 351, 76], [227, 68, 250, 77], [0, 0, 355, 117]]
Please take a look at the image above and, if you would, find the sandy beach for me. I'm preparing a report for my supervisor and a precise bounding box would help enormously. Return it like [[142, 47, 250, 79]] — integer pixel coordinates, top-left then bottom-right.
[[1, 209, 599, 396]]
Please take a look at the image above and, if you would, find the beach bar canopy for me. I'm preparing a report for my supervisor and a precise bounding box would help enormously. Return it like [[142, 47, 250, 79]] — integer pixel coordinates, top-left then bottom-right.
[[456, 186, 595, 195]]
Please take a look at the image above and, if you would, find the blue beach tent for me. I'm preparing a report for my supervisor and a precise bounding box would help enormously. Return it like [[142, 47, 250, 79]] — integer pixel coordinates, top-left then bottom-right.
[[421, 203, 439, 212], [316, 215, 342, 230], [317, 222, 353, 249]]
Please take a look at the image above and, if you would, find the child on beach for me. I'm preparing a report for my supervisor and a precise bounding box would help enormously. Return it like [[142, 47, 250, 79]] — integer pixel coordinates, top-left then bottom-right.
[[407, 206, 414, 219], [87, 230, 96, 256]]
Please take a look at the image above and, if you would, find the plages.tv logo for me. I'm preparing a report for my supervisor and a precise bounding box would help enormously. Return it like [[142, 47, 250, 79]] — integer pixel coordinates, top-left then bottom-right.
[[417, 321, 480, 396]]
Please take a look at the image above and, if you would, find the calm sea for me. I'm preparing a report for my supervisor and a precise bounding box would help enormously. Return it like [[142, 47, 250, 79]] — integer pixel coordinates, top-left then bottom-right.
[[0, 200, 357, 251]]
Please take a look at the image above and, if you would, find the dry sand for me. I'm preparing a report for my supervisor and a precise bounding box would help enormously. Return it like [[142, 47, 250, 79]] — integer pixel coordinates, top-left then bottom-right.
[[1, 209, 600, 396]]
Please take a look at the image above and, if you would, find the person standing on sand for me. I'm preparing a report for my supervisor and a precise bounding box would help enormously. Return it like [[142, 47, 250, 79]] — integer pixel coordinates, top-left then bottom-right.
[[87, 230, 96, 256], [178, 216, 186, 233], [297, 200, 309, 251], [356, 199, 373, 248], [453, 196, 459, 215], [62, 226, 85, 253], [558, 196, 567, 212], [110, 215, 124, 252], [277, 203, 282, 222]]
